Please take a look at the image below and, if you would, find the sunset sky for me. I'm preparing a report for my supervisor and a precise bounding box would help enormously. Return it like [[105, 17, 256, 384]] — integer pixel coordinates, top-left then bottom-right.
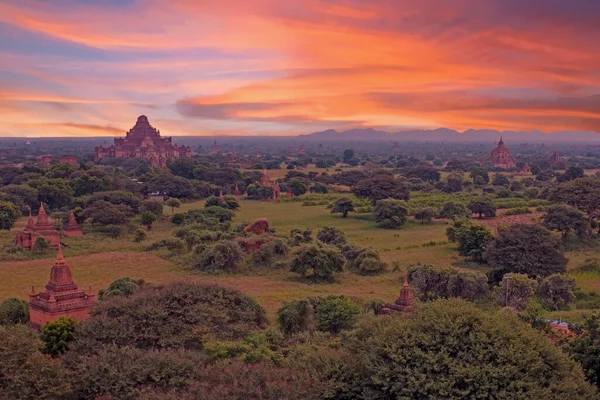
[[1, 0, 600, 137]]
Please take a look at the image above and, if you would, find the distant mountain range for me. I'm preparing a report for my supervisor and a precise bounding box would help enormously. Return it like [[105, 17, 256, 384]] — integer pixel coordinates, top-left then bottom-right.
[[298, 128, 600, 143]]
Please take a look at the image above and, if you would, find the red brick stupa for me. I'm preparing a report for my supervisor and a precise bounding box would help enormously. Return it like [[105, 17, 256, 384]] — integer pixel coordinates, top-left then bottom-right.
[[28, 247, 95, 328], [63, 210, 83, 237], [15, 203, 60, 251], [482, 137, 517, 168], [233, 184, 242, 199], [259, 170, 281, 200], [381, 280, 414, 314]]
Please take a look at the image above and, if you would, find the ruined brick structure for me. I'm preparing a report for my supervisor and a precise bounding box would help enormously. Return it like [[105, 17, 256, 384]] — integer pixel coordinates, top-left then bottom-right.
[[29, 247, 95, 328], [521, 162, 531, 173], [380, 280, 414, 314], [482, 137, 517, 168], [259, 170, 281, 199], [94, 115, 191, 167], [63, 210, 83, 237], [15, 204, 60, 251], [550, 150, 562, 164]]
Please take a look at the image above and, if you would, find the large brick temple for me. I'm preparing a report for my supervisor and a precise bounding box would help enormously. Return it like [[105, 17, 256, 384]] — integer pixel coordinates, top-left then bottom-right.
[[482, 137, 517, 168], [94, 115, 192, 167], [29, 247, 95, 328]]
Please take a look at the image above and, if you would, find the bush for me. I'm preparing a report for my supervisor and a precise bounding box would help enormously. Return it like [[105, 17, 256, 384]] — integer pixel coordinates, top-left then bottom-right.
[[41, 316, 77, 357], [407, 264, 489, 302], [277, 299, 315, 335], [147, 238, 185, 251], [448, 221, 494, 262], [314, 296, 360, 334], [195, 240, 243, 273], [171, 213, 185, 225], [316, 226, 346, 245], [288, 228, 313, 246], [336, 299, 598, 398], [134, 228, 147, 242], [205, 195, 240, 210], [98, 277, 145, 301], [495, 273, 537, 310], [73, 282, 267, 352], [373, 198, 409, 229], [439, 201, 470, 220], [414, 207, 436, 224], [536, 274, 576, 311], [0, 298, 29, 325], [503, 207, 531, 216], [94, 224, 123, 238], [142, 199, 164, 217], [140, 211, 157, 229], [348, 247, 385, 276], [290, 244, 345, 281]]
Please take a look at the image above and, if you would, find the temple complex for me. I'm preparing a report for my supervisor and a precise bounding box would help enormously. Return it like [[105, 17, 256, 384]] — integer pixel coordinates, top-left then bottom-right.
[[94, 115, 191, 167], [482, 137, 517, 168], [259, 170, 281, 199], [380, 280, 414, 314], [63, 210, 83, 237], [29, 247, 95, 328], [550, 150, 563, 164], [15, 204, 60, 251]]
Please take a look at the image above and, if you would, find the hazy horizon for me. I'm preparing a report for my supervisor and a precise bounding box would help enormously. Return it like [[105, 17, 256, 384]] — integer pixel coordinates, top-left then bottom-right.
[[2, 1, 600, 137]]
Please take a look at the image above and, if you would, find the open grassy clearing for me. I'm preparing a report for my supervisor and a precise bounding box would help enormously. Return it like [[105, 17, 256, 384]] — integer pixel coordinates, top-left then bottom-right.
[[2, 196, 599, 322]]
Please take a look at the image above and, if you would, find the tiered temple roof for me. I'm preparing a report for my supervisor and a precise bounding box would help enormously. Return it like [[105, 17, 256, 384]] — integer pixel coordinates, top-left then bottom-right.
[[482, 137, 517, 168], [94, 115, 191, 167], [15, 203, 60, 251], [381, 280, 414, 314], [29, 247, 95, 328]]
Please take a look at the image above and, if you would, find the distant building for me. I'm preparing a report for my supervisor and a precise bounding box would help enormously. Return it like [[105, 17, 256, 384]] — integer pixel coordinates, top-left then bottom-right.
[[209, 141, 220, 154], [15, 204, 60, 251], [482, 137, 516, 168], [521, 162, 532, 174], [259, 170, 281, 200], [94, 115, 191, 167], [28, 247, 95, 328], [39, 155, 54, 166], [550, 150, 563, 164], [63, 211, 83, 237], [380, 280, 414, 314], [59, 156, 79, 166]]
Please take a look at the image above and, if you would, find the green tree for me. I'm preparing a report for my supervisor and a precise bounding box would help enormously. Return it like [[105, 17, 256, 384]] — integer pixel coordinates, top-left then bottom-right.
[[373, 198, 409, 229], [562, 165, 585, 181], [468, 197, 496, 218], [536, 274, 576, 311], [492, 173, 510, 186], [0, 200, 19, 230], [353, 175, 410, 204], [565, 314, 600, 388], [343, 149, 354, 163], [551, 177, 600, 234], [0, 325, 72, 399], [277, 299, 314, 335], [0, 298, 29, 325], [133, 228, 147, 242], [453, 222, 494, 262], [85, 200, 128, 225], [485, 224, 567, 277], [414, 207, 436, 224], [469, 167, 490, 183], [316, 226, 346, 245], [314, 296, 360, 333], [407, 264, 489, 302], [543, 204, 589, 239], [310, 182, 328, 194], [331, 197, 355, 218], [41, 316, 77, 357], [440, 201, 470, 220], [404, 165, 441, 183], [495, 273, 538, 310], [289, 179, 308, 196], [165, 197, 182, 215], [140, 211, 157, 230], [141, 199, 164, 217], [336, 299, 597, 399], [290, 244, 345, 281], [205, 195, 240, 210], [32, 237, 49, 255], [195, 241, 244, 273], [443, 174, 463, 193]]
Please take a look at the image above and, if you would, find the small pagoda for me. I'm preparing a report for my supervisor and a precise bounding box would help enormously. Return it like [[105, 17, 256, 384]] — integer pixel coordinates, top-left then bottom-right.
[[63, 210, 83, 237], [29, 247, 95, 328], [259, 170, 281, 200], [521, 162, 532, 174], [550, 150, 562, 164], [381, 280, 414, 314], [233, 184, 242, 199], [15, 203, 60, 251]]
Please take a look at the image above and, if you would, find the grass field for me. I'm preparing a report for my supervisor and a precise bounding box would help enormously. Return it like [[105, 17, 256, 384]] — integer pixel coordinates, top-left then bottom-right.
[[1, 197, 599, 322]]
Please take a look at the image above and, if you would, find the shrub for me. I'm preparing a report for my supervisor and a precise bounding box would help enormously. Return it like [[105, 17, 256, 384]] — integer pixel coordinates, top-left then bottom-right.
[[41, 316, 77, 357], [503, 207, 531, 216], [140, 211, 157, 230], [134, 228, 147, 242], [314, 296, 360, 333], [142, 199, 164, 217], [288, 228, 313, 246], [439, 201, 470, 220], [316, 226, 346, 245], [448, 221, 494, 262], [195, 240, 243, 273], [290, 244, 345, 281], [414, 207, 436, 224], [73, 282, 267, 352], [94, 224, 123, 238], [495, 273, 538, 310], [171, 213, 185, 225], [205, 195, 240, 210], [0, 298, 29, 325], [32, 236, 50, 254], [348, 248, 385, 275], [407, 264, 488, 302], [277, 299, 315, 335], [147, 238, 185, 251], [373, 199, 409, 229], [98, 277, 145, 301]]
